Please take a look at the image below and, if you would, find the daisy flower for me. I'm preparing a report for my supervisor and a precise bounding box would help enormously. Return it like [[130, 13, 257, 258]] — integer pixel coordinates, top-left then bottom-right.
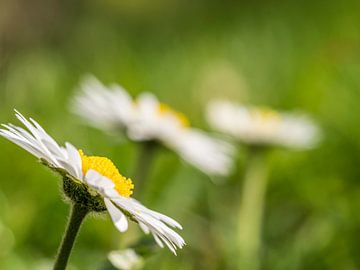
[[108, 249, 144, 270], [72, 76, 234, 177], [0, 111, 185, 254], [207, 100, 320, 150]]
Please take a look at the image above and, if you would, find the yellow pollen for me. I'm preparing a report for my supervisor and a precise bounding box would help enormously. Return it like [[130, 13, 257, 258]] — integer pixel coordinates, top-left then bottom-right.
[[79, 150, 134, 197], [158, 103, 190, 127], [253, 107, 281, 122]]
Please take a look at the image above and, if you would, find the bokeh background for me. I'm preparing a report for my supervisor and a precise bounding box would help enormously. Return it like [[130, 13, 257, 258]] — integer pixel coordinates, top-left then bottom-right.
[[1, 0, 360, 269]]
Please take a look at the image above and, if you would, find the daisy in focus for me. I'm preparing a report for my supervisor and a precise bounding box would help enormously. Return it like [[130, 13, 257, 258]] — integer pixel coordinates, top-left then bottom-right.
[[0, 111, 185, 254], [72, 76, 234, 177], [207, 100, 320, 150]]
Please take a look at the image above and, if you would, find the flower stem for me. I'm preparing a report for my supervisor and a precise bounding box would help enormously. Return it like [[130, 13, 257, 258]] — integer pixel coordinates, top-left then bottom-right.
[[133, 141, 157, 194], [237, 147, 268, 270], [53, 203, 89, 270]]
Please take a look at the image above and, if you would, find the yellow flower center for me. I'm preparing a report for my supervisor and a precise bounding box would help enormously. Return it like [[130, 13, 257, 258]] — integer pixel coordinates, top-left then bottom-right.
[[252, 107, 281, 122], [79, 150, 134, 197], [158, 103, 190, 127], [251, 107, 282, 132]]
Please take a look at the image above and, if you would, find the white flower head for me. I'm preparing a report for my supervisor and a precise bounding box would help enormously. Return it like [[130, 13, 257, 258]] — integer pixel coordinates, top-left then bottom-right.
[[0, 111, 185, 254], [207, 101, 321, 150], [72, 76, 234, 176], [72, 75, 135, 132], [108, 249, 144, 270]]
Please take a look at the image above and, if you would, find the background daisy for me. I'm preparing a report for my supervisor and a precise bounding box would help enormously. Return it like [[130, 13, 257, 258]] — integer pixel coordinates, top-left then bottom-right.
[[73, 76, 234, 178], [207, 100, 320, 150], [207, 100, 321, 269]]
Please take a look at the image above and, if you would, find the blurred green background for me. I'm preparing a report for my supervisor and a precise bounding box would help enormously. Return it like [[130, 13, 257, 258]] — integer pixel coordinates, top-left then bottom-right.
[[1, 0, 360, 269]]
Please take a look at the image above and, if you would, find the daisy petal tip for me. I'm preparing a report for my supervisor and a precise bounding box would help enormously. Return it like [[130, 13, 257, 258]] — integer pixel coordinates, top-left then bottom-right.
[[115, 219, 128, 233], [105, 198, 129, 233]]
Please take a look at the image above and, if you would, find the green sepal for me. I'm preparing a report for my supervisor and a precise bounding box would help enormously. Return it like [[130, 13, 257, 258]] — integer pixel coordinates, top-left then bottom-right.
[[62, 176, 107, 212], [40, 158, 106, 212], [39, 159, 140, 220]]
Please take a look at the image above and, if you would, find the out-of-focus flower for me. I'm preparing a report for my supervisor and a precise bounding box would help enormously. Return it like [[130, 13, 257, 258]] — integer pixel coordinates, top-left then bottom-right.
[[71, 77, 135, 133], [207, 101, 320, 149], [72, 76, 234, 176], [108, 249, 144, 270], [0, 111, 185, 254]]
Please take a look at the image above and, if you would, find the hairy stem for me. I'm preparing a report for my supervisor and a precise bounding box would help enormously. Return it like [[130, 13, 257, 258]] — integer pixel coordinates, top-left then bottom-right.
[[53, 203, 89, 270]]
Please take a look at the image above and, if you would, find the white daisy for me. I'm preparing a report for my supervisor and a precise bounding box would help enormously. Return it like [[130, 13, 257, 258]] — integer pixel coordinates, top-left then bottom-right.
[[72, 76, 234, 176], [207, 101, 320, 149], [0, 111, 185, 254], [72, 76, 135, 132], [108, 249, 144, 270]]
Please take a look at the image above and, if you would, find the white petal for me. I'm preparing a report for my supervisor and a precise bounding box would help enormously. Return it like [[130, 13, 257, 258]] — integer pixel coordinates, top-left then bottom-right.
[[0, 129, 48, 159], [14, 111, 59, 165], [152, 233, 164, 248], [128, 198, 183, 229], [136, 93, 159, 114], [65, 142, 83, 179], [0, 111, 88, 183], [104, 198, 128, 232], [72, 75, 136, 132], [138, 222, 150, 234], [84, 170, 115, 190], [168, 129, 234, 177], [111, 196, 186, 253]]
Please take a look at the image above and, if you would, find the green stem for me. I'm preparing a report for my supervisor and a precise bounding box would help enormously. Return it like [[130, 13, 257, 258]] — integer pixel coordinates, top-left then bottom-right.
[[53, 203, 89, 270], [237, 147, 268, 270], [133, 141, 157, 194]]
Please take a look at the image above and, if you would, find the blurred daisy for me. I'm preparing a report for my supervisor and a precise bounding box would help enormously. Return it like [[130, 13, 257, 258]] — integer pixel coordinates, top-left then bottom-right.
[[71, 77, 135, 133], [207, 101, 320, 149], [72, 76, 233, 176], [0, 111, 185, 254], [108, 249, 144, 270]]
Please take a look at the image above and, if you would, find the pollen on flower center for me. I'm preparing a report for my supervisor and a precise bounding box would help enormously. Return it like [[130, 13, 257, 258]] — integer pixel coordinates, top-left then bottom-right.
[[79, 150, 134, 197], [252, 107, 281, 123], [158, 103, 190, 127]]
